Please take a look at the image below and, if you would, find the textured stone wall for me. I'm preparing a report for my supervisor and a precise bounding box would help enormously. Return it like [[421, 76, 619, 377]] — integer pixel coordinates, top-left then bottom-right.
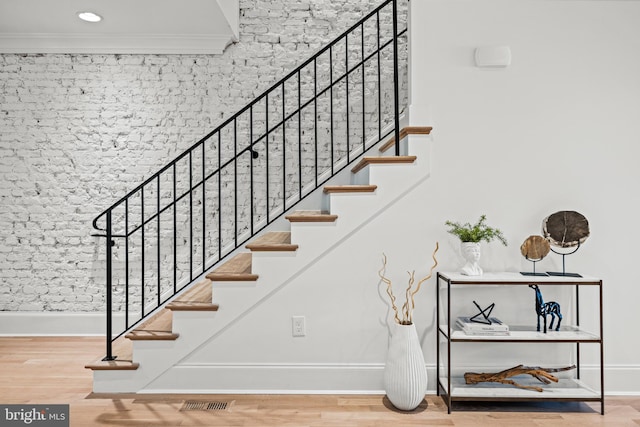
[[0, 0, 408, 313]]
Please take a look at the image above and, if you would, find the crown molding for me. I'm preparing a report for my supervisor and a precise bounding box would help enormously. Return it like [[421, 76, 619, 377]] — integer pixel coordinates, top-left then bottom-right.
[[0, 33, 236, 55]]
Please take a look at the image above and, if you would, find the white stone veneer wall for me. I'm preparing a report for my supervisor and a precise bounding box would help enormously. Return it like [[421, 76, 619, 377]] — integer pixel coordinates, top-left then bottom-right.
[[0, 0, 407, 313]]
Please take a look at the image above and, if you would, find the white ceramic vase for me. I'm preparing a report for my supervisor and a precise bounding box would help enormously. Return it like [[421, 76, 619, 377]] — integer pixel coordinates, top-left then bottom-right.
[[383, 322, 427, 411]]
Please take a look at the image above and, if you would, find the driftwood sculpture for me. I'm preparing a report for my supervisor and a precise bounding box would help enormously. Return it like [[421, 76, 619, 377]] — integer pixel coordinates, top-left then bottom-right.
[[378, 242, 439, 325], [464, 364, 576, 392]]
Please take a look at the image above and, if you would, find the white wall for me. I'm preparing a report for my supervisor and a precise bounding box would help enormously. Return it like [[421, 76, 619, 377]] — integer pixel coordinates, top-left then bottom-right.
[[408, 0, 640, 392], [144, 0, 640, 394], [0, 0, 405, 313]]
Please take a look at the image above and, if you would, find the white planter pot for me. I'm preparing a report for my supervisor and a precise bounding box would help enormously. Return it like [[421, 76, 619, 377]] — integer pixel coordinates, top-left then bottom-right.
[[383, 322, 427, 411], [460, 242, 483, 276]]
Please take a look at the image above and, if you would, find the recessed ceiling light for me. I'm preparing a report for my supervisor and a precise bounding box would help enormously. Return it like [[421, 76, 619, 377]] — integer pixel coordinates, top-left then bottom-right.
[[77, 12, 102, 23]]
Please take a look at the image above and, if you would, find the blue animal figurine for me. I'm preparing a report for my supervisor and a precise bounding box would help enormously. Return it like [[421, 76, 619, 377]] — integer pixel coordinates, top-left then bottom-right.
[[529, 284, 562, 333]]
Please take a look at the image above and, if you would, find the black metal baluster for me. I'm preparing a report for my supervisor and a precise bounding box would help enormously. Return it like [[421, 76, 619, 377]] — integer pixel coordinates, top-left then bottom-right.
[[377, 11, 382, 142], [361, 22, 366, 153], [346, 33, 350, 163], [172, 164, 177, 294], [330, 46, 334, 174], [234, 120, 238, 247], [250, 108, 254, 235], [156, 176, 160, 306], [218, 132, 222, 261], [297, 70, 302, 199], [125, 199, 129, 330], [266, 93, 270, 222], [392, 0, 401, 155], [202, 142, 206, 272], [189, 151, 193, 280], [314, 59, 318, 188], [104, 210, 114, 360], [141, 187, 145, 317], [282, 84, 286, 211]]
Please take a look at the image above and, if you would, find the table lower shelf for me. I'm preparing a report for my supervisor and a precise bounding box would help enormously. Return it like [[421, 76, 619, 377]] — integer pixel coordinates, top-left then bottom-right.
[[438, 376, 601, 401]]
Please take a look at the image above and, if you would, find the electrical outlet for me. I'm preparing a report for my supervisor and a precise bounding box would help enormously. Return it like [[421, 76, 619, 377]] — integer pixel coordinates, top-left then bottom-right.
[[292, 316, 305, 337]]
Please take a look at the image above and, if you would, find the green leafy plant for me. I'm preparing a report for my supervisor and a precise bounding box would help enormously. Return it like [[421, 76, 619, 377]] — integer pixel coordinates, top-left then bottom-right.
[[445, 214, 507, 246]]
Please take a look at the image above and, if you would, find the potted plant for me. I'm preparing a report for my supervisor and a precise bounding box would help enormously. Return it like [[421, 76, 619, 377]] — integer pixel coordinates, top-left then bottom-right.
[[445, 214, 507, 275]]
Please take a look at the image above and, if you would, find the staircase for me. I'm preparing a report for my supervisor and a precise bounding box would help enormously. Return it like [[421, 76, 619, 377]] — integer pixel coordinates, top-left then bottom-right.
[[86, 0, 428, 393], [86, 126, 432, 393]]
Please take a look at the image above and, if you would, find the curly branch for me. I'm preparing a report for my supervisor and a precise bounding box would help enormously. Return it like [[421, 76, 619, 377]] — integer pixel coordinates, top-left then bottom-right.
[[406, 242, 439, 323], [401, 271, 416, 325], [379, 253, 401, 324], [379, 242, 440, 325]]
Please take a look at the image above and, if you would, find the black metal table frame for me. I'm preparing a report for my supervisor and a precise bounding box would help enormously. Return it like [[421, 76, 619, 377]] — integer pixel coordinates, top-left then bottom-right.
[[436, 272, 604, 415]]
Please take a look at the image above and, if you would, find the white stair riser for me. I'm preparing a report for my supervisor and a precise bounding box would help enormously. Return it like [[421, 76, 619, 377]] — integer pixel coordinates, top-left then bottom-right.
[[93, 370, 144, 394], [208, 280, 258, 288], [250, 251, 300, 280], [171, 311, 218, 337], [287, 221, 340, 249], [324, 192, 380, 225]]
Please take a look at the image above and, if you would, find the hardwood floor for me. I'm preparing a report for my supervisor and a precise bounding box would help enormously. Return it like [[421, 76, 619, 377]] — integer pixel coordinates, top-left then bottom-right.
[[1, 337, 638, 426]]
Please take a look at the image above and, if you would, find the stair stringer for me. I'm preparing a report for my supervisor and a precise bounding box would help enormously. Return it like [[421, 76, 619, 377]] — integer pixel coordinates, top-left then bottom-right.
[[90, 148, 366, 393], [138, 133, 432, 393]]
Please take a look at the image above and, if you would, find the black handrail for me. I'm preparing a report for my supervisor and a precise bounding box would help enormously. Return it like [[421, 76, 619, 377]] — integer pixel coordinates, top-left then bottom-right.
[[93, 0, 407, 361]]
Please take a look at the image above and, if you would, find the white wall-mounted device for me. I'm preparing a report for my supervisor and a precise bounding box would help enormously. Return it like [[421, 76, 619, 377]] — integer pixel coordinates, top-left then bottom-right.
[[474, 46, 511, 68]]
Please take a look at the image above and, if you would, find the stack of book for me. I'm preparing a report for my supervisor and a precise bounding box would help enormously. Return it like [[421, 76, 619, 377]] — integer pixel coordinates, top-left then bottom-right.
[[456, 316, 510, 336]]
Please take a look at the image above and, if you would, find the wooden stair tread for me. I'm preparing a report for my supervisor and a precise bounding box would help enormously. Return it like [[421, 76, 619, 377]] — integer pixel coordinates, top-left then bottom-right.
[[125, 309, 178, 340], [206, 252, 259, 281], [125, 330, 179, 340], [245, 231, 298, 252], [167, 279, 218, 311], [85, 338, 138, 371], [138, 308, 173, 331], [85, 360, 140, 371], [285, 210, 338, 223], [323, 185, 377, 194], [173, 279, 212, 302], [166, 301, 220, 311], [379, 126, 433, 153], [351, 155, 417, 174]]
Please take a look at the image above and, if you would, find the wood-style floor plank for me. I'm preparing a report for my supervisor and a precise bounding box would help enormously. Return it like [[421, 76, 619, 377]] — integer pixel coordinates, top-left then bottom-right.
[[1, 337, 638, 427]]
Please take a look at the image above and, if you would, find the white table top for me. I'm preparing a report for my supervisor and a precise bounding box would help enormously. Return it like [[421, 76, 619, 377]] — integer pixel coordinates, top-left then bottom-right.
[[438, 271, 600, 285]]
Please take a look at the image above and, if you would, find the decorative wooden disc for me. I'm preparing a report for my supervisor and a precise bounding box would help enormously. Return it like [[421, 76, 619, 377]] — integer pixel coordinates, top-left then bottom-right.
[[542, 211, 590, 248], [520, 235, 550, 260]]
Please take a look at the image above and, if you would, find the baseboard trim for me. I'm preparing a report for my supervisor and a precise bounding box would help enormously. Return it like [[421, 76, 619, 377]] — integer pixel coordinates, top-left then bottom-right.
[[4, 313, 639, 395], [141, 389, 390, 395], [139, 363, 640, 395], [0, 312, 114, 336], [142, 363, 391, 394], [585, 364, 640, 395]]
